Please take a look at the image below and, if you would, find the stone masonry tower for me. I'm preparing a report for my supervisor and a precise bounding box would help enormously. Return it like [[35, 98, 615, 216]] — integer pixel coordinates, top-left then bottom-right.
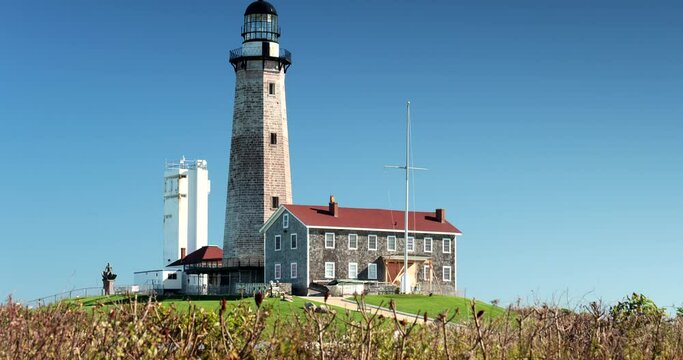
[[223, 0, 292, 282]]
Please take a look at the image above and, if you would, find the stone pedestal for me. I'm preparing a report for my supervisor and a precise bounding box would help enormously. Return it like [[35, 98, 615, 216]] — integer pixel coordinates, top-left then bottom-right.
[[103, 279, 115, 295]]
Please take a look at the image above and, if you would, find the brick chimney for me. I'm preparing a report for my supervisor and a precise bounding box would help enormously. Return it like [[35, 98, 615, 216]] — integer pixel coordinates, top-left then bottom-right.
[[329, 195, 339, 217], [180, 247, 187, 259], [435, 208, 446, 223]]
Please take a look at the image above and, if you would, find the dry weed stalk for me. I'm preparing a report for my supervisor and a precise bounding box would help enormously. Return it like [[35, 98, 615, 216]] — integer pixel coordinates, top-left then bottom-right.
[[2, 293, 683, 359]]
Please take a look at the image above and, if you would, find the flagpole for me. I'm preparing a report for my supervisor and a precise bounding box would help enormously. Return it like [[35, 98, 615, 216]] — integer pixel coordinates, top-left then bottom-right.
[[403, 100, 410, 294], [385, 101, 426, 294]]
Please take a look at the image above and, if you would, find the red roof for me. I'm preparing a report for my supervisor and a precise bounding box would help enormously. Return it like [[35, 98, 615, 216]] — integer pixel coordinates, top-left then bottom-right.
[[282, 205, 461, 234], [168, 245, 223, 266]]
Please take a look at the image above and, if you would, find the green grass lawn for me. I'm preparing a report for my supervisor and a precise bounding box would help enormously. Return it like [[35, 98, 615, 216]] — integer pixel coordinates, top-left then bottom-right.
[[65, 294, 366, 328], [159, 295, 315, 318], [69, 294, 318, 314], [67, 294, 505, 323], [355, 294, 507, 322]]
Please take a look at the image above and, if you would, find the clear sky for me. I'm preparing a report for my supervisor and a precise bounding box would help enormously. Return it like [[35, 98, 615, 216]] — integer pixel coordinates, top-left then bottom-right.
[[1, 0, 682, 307]]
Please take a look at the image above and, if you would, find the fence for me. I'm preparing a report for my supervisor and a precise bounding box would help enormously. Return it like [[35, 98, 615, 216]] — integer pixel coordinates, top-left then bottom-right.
[[183, 282, 292, 297], [25, 287, 104, 308]]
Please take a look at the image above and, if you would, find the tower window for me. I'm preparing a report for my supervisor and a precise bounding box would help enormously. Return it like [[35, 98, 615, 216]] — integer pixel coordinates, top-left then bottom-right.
[[272, 196, 279, 209], [268, 82, 275, 95], [270, 133, 277, 145]]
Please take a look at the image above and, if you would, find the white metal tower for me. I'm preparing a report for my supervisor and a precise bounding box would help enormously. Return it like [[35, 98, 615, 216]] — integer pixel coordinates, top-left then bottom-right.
[[163, 158, 211, 266]]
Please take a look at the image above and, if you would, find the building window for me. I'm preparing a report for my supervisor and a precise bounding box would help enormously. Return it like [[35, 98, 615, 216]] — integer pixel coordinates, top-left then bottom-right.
[[424, 237, 433, 253], [274, 235, 281, 251], [274, 263, 281, 279], [290, 263, 298, 279], [368, 263, 377, 280], [282, 213, 289, 228], [348, 234, 358, 250], [324, 262, 335, 279], [290, 233, 297, 249], [270, 132, 278, 145], [443, 238, 451, 254], [348, 262, 358, 279], [325, 233, 335, 249], [407, 237, 415, 252], [368, 234, 378, 251], [168, 273, 177, 280], [443, 266, 452, 282], [272, 196, 279, 209], [268, 82, 275, 95], [423, 265, 430, 281], [387, 236, 396, 251]]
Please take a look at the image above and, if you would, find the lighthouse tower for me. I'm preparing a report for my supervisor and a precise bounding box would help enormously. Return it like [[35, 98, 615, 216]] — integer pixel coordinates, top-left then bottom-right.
[[223, 0, 292, 281]]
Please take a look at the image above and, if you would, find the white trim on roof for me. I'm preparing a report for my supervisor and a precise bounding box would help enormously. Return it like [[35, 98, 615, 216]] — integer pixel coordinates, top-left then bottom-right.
[[306, 227, 310, 291], [259, 205, 307, 234], [259, 206, 285, 233], [308, 225, 461, 236]]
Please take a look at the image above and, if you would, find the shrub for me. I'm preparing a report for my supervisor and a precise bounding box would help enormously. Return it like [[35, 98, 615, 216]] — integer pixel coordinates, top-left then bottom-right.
[[1, 294, 682, 359]]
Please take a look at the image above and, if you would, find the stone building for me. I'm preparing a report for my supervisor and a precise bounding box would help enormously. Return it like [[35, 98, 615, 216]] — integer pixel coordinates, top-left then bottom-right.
[[222, 0, 293, 284], [261, 197, 462, 295]]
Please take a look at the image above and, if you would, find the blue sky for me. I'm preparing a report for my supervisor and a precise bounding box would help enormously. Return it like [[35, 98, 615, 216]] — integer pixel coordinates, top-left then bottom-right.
[[1, 0, 682, 307]]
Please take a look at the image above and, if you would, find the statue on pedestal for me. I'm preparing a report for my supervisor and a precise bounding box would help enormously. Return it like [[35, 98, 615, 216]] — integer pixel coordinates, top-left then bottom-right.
[[102, 263, 117, 295]]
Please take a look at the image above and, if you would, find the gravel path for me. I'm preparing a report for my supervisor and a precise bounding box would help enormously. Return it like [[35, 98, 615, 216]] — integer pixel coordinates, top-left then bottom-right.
[[299, 296, 430, 324]]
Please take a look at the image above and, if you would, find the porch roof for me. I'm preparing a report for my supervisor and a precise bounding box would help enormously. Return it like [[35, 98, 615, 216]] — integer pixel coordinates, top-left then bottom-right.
[[168, 246, 223, 267]]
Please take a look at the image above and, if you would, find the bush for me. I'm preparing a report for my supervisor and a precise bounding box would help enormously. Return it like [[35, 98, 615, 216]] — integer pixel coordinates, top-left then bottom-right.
[[1, 293, 682, 359]]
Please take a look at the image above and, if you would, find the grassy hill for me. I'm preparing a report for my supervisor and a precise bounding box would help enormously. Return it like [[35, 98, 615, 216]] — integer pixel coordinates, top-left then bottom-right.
[[67, 294, 316, 315], [355, 294, 507, 321], [66, 293, 506, 322]]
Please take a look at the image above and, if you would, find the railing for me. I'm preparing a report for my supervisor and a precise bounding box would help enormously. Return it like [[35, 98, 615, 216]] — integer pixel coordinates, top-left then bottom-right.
[[229, 48, 241, 61], [165, 159, 207, 171], [223, 258, 264, 268], [229, 47, 292, 64], [185, 261, 223, 270], [24, 287, 104, 307], [22, 284, 165, 308], [280, 48, 292, 63], [184, 282, 291, 296]]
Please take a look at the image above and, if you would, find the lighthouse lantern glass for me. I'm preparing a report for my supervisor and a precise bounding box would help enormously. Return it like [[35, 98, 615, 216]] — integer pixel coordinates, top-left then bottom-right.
[[243, 13, 279, 43]]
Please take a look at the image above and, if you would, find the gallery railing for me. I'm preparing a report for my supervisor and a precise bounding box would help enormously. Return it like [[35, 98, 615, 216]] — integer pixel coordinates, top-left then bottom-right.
[[228, 47, 291, 63]]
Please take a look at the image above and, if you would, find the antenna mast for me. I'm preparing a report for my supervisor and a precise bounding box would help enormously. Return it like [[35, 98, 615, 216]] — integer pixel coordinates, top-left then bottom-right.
[[403, 101, 410, 294], [385, 101, 427, 293]]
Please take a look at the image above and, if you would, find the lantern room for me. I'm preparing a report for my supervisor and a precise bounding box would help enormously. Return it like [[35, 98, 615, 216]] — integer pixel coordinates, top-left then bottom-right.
[[242, 0, 280, 43]]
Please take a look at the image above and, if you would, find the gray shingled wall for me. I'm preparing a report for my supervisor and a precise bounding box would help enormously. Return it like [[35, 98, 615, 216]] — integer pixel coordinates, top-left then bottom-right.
[[223, 59, 293, 264], [308, 229, 457, 295], [264, 210, 308, 295]]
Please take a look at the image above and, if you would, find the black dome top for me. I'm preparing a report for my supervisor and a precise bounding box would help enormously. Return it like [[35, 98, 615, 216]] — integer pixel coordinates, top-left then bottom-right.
[[244, 0, 277, 16]]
